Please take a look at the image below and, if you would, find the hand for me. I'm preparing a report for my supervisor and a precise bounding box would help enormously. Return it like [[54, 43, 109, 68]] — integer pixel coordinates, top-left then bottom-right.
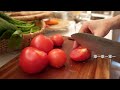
[[79, 19, 111, 37], [72, 19, 112, 49]]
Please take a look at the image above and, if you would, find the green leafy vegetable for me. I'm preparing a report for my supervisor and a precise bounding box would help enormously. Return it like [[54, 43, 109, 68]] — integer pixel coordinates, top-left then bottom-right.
[[0, 29, 15, 40], [0, 12, 42, 49], [30, 26, 40, 33], [0, 12, 37, 29], [0, 17, 17, 37], [0, 12, 29, 25], [8, 30, 23, 49]]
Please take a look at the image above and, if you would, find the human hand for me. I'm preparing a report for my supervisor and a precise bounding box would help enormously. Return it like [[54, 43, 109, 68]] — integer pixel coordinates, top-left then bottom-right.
[[72, 19, 112, 49], [79, 19, 111, 37]]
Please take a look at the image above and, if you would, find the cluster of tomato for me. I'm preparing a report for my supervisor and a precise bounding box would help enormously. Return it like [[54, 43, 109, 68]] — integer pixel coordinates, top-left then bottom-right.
[[19, 34, 91, 74]]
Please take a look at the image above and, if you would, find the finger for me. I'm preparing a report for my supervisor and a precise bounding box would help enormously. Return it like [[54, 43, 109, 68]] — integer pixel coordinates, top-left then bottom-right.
[[79, 24, 88, 33], [94, 31, 104, 37], [79, 22, 92, 34], [72, 41, 80, 49]]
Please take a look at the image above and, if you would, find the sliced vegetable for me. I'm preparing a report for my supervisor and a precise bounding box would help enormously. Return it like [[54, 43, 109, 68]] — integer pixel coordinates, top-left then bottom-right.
[[70, 47, 91, 61]]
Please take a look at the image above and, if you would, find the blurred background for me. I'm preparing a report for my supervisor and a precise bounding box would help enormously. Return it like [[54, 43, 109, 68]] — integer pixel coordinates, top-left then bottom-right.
[[50, 11, 116, 41], [1, 11, 120, 41], [80, 11, 120, 42], [53, 11, 120, 42]]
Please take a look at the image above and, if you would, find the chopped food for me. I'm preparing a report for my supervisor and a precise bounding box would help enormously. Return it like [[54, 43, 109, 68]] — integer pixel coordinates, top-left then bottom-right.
[[70, 47, 91, 61]]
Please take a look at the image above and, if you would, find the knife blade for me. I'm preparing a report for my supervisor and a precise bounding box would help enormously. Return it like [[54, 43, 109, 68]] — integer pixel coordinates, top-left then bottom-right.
[[71, 33, 120, 62]]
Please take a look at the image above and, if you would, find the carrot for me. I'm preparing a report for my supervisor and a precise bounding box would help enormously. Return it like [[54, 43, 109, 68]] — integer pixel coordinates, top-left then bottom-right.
[[45, 18, 59, 25]]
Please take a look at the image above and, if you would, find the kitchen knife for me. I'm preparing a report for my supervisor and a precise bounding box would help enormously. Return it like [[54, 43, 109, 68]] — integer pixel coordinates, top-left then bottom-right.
[[71, 33, 120, 63]]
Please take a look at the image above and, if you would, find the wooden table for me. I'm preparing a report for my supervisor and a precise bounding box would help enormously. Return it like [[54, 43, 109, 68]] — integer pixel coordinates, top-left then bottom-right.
[[0, 37, 120, 79]]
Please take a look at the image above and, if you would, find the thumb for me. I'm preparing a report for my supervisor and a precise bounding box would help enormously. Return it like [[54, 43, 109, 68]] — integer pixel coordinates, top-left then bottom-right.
[[94, 31, 104, 37], [72, 41, 80, 49], [79, 23, 89, 33]]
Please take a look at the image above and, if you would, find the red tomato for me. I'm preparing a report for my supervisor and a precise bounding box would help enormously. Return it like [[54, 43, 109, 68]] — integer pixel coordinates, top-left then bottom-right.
[[70, 48, 91, 61], [48, 49, 67, 68], [19, 47, 48, 74], [51, 34, 64, 47], [30, 34, 54, 53]]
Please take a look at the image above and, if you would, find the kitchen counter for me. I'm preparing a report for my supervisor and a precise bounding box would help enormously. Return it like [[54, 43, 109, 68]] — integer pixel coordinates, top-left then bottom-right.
[[0, 51, 20, 68]]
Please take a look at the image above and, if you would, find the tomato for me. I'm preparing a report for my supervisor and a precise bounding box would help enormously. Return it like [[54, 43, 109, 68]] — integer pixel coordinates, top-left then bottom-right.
[[48, 49, 67, 68], [30, 34, 54, 53], [70, 48, 91, 61], [19, 47, 48, 74], [51, 34, 64, 47]]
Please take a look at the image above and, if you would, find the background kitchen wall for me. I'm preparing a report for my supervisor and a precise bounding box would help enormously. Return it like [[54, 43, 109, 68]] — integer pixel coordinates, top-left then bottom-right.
[[112, 11, 120, 42], [80, 11, 120, 42], [79, 11, 114, 40], [92, 11, 120, 42]]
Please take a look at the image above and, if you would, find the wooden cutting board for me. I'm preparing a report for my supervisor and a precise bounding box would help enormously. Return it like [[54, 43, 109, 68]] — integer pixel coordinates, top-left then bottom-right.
[[0, 37, 110, 79]]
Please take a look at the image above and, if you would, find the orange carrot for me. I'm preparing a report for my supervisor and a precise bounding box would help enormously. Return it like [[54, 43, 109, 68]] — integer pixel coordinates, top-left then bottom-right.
[[45, 18, 59, 25]]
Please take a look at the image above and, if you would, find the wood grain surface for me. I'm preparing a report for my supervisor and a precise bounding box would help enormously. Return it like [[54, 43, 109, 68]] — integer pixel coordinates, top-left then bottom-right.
[[0, 37, 110, 79]]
